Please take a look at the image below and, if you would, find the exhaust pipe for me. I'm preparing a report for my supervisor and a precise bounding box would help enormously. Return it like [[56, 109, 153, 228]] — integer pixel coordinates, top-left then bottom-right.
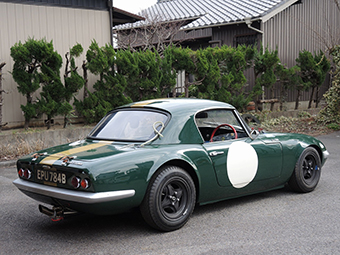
[[39, 204, 64, 221]]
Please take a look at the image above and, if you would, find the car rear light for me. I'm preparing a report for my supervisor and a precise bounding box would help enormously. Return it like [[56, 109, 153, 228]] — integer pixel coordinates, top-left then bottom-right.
[[24, 169, 31, 179], [18, 168, 24, 177], [71, 176, 80, 189], [71, 176, 90, 189], [81, 179, 89, 189], [18, 168, 31, 179]]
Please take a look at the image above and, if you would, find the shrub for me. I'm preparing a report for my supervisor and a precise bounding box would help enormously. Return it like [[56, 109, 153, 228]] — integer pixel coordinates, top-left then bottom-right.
[[318, 45, 340, 124]]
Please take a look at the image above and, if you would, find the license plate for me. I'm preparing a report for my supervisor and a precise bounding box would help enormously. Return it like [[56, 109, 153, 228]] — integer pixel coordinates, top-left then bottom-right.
[[36, 169, 67, 184]]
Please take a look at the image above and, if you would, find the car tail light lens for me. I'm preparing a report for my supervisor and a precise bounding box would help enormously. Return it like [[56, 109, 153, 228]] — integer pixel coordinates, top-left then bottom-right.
[[81, 179, 89, 189], [71, 176, 90, 189], [71, 176, 80, 189], [24, 169, 31, 179], [18, 168, 24, 177], [18, 168, 31, 179]]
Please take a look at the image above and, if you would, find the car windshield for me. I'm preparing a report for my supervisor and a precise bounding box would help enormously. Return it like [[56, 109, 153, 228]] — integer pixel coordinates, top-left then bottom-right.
[[88, 110, 169, 141]]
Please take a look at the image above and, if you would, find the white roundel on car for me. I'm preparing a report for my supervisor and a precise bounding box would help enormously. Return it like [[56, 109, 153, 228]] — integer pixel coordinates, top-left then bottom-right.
[[227, 141, 258, 188]]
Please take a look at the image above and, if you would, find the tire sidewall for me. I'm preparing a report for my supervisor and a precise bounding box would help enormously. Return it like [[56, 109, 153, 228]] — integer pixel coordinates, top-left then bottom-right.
[[142, 166, 196, 231], [291, 147, 321, 192]]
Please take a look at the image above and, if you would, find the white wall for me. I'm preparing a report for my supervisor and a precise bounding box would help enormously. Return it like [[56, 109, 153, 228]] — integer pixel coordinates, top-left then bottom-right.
[[0, 2, 111, 128]]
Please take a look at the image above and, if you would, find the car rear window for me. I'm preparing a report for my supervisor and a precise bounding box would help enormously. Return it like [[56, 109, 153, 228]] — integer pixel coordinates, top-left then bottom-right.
[[88, 110, 168, 141]]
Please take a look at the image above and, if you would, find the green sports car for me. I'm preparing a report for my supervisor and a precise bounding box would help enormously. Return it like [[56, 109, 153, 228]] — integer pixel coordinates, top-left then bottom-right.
[[13, 98, 329, 231]]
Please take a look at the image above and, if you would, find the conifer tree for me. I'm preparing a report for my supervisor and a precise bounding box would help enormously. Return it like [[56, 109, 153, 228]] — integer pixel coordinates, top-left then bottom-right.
[[62, 43, 85, 127], [74, 40, 131, 123], [319, 45, 340, 124], [296, 50, 330, 109], [253, 46, 280, 111], [276, 64, 301, 111], [35, 49, 64, 129], [11, 38, 60, 129], [214, 45, 255, 111]]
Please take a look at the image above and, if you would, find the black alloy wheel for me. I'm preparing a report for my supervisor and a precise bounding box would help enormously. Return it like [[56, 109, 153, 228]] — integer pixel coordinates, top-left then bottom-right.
[[289, 147, 321, 193], [140, 166, 196, 232]]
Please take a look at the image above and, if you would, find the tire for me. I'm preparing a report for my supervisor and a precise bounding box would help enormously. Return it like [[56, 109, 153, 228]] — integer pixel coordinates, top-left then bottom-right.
[[288, 147, 321, 193], [140, 166, 196, 231]]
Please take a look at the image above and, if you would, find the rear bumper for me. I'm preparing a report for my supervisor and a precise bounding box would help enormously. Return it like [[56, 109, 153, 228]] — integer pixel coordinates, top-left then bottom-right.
[[13, 178, 135, 204]]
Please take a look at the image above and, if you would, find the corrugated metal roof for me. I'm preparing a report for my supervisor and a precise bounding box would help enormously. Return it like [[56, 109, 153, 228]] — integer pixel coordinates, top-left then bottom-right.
[[114, 0, 298, 30]]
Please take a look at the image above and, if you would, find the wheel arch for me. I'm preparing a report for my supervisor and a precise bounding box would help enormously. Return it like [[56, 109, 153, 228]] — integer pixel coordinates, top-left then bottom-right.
[[149, 159, 200, 203], [309, 144, 323, 162]]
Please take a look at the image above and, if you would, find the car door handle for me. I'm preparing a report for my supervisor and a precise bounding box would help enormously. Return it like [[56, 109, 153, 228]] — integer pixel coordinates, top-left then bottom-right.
[[209, 151, 224, 157]]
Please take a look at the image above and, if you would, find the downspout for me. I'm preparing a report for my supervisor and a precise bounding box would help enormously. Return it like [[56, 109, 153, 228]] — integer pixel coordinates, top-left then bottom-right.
[[244, 17, 264, 35], [244, 17, 265, 102], [108, 0, 114, 46]]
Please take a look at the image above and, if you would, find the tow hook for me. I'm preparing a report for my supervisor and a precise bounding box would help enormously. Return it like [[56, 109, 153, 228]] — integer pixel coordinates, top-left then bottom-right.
[[39, 204, 64, 222]]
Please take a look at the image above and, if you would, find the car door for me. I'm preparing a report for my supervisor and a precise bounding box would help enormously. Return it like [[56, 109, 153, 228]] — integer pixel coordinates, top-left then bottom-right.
[[196, 109, 282, 192], [204, 138, 282, 188]]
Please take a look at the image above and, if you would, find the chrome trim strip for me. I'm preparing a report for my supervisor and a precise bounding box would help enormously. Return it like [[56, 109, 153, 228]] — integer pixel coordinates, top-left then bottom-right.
[[13, 178, 135, 204]]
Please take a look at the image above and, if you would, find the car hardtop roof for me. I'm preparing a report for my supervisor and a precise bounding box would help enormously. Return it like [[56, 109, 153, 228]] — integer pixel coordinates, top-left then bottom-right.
[[118, 98, 235, 114]]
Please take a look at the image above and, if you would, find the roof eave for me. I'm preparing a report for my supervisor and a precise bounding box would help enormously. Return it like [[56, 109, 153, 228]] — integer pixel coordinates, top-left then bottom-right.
[[261, 0, 300, 23], [180, 18, 262, 31], [112, 7, 145, 26], [114, 16, 202, 31]]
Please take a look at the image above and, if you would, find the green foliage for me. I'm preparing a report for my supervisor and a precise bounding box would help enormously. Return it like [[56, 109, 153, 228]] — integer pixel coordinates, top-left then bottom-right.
[[74, 90, 99, 124], [63, 43, 85, 127], [35, 51, 64, 129], [166, 46, 195, 73], [318, 45, 340, 124], [10, 38, 64, 129], [191, 47, 220, 99], [126, 49, 162, 101], [167, 45, 255, 111], [253, 46, 280, 99], [20, 103, 36, 122], [297, 111, 312, 118], [214, 45, 255, 110], [10, 38, 334, 128], [276, 64, 302, 110], [75, 41, 131, 123], [327, 123, 340, 130], [296, 50, 330, 108], [159, 49, 177, 96], [70, 43, 83, 57], [64, 43, 85, 102]]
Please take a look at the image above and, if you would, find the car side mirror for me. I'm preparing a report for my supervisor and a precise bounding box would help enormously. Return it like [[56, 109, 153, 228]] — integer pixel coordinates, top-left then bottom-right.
[[250, 129, 259, 140]]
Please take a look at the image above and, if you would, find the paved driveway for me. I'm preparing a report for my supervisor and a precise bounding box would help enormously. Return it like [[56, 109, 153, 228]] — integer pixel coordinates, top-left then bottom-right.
[[1, 131, 339, 255]]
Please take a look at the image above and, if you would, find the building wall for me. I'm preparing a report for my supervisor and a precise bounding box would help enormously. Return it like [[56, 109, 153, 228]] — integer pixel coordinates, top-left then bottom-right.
[[263, 0, 340, 102], [207, 0, 339, 105], [0, 2, 111, 128], [0, 0, 107, 10], [211, 23, 260, 96], [212, 22, 260, 47]]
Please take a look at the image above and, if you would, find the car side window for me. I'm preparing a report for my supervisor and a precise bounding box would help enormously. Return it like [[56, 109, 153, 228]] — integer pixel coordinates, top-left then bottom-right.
[[195, 109, 247, 142]]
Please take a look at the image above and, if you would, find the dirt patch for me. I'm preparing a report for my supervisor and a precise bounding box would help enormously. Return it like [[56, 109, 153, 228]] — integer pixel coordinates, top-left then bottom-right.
[[0, 124, 95, 162]]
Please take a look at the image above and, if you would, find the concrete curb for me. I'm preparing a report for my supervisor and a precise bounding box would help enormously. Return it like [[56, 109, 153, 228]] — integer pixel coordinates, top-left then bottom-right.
[[0, 125, 94, 169], [0, 160, 16, 168]]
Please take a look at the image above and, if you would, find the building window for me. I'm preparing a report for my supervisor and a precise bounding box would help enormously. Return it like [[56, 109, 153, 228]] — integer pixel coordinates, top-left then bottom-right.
[[234, 33, 258, 47]]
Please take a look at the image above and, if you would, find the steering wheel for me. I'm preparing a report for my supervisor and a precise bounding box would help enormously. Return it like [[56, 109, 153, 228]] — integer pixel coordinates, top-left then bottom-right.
[[210, 124, 238, 142]]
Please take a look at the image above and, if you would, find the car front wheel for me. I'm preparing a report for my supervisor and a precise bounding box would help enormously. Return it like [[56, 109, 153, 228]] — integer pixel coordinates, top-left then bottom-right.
[[140, 166, 196, 231], [288, 147, 321, 193]]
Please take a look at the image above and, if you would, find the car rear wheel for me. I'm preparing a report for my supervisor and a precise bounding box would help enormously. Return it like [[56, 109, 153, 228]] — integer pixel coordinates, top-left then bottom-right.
[[288, 147, 321, 193], [140, 166, 196, 231]]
